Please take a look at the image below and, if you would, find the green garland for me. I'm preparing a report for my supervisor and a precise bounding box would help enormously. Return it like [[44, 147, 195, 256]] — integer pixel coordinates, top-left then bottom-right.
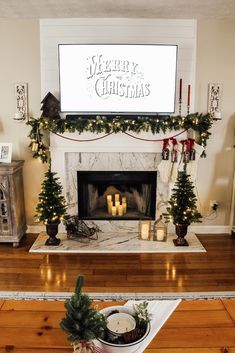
[[27, 113, 213, 163]]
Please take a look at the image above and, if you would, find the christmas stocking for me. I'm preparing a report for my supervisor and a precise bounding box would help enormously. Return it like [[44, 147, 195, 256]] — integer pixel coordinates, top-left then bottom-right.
[[170, 138, 181, 183], [186, 140, 204, 182], [158, 138, 172, 183]]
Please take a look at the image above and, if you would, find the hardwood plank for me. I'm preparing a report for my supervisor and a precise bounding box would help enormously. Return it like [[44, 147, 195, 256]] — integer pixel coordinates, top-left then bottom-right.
[[0, 301, 4, 310], [0, 327, 68, 346], [222, 299, 235, 323], [1, 300, 66, 312], [150, 327, 235, 348], [0, 311, 63, 328], [146, 349, 235, 353], [164, 310, 233, 328], [0, 349, 131, 353], [176, 300, 224, 311], [0, 233, 235, 293]]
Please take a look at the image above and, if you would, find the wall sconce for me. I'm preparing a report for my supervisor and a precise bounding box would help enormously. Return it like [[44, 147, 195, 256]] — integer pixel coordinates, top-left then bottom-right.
[[208, 83, 222, 120], [14, 83, 28, 121]]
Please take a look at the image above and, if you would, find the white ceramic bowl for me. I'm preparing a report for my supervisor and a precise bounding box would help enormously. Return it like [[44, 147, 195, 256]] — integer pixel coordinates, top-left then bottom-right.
[[98, 305, 150, 353]]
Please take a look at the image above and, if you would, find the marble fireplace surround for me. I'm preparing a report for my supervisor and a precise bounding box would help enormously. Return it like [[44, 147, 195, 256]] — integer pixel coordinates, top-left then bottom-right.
[[50, 130, 187, 234]]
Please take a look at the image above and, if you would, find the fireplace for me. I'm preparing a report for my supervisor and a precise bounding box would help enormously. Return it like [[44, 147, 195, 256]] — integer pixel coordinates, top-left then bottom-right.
[[77, 171, 157, 220]]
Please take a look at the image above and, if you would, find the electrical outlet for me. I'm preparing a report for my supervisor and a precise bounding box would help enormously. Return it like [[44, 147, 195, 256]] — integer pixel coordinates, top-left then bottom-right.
[[210, 200, 219, 211]]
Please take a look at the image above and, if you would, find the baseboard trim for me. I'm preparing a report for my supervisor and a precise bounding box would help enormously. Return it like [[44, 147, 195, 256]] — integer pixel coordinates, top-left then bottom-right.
[[0, 290, 235, 300], [26, 224, 231, 234], [189, 225, 230, 234]]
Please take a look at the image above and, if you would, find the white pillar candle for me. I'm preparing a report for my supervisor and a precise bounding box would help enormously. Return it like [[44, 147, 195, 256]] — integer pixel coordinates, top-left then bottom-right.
[[107, 195, 112, 203], [115, 201, 120, 208], [213, 111, 221, 120], [111, 206, 117, 216], [107, 313, 136, 334], [107, 201, 113, 214], [115, 194, 120, 202], [156, 229, 164, 241], [122, 202, 127, 214], [118, 205, 123, 216], [141, 223, 150, 240], [122, 196, 126, 204]]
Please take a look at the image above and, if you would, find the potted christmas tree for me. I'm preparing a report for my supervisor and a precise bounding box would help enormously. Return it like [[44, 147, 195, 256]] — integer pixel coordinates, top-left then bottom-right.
[[164, 171, 202, 246], [35, 164, 67, 245], [60, 275, 107, 353]]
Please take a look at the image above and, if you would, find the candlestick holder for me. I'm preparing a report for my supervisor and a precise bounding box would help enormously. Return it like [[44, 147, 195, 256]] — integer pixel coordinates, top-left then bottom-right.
[[187, 105, 190, 115], [178, 99, 182, 116]]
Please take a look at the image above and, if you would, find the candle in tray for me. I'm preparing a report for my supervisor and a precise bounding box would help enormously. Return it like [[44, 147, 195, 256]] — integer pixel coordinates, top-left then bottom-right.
[[107, 312, 136, 335], [115, 194, 120, 202], [122, 202, 127, 214], [111, 206, 117, 216], [156, 229, 164, 241], [118, 205, 123, 216], [141, 223, 150, 240]]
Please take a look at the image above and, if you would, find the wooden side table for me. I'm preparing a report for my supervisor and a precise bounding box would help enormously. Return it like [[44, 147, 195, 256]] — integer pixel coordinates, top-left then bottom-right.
[[0, 160, 27, 247], [230, 145, 235, 237]]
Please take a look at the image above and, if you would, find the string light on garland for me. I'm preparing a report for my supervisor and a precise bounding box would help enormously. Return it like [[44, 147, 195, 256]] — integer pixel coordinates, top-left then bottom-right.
[[27, 113, 213, 163]]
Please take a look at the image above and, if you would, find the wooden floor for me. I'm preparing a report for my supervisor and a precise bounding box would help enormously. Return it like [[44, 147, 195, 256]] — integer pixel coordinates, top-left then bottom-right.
[[0, 233, 235, 293], [0, 299, 235, 352]]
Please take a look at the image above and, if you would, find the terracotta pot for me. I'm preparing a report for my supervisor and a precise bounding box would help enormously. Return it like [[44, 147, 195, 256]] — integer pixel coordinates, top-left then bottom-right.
[[173, 224, 189, 246], [45, 222, 61, 246], [98, 305, 150, 353]]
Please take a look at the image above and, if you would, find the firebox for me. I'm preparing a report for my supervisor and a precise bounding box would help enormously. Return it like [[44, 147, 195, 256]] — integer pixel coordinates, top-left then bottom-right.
[[77, 171, 157, 220]]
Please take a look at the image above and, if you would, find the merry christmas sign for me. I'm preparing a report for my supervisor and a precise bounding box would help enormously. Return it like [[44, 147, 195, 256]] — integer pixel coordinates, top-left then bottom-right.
[[59, 44, 177, 114]]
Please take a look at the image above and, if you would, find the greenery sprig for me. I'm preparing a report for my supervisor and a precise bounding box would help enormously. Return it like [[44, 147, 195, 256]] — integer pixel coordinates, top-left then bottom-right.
[[27, 113, 213, 163], [133, 301, 151, 330]]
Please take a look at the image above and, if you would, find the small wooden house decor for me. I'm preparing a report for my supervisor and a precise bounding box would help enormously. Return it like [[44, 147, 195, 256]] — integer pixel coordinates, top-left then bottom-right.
[[41, 92, 61, 119]]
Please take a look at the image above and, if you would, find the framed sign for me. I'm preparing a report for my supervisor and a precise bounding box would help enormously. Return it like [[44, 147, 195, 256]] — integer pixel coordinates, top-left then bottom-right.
[[0, 143, 12, 163], [58, 44, 178, 114]]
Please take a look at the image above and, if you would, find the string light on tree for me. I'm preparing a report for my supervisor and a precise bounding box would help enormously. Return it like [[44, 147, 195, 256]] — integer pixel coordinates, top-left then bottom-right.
[[164, 171, 202, 246], [35, 163, 68, 245]]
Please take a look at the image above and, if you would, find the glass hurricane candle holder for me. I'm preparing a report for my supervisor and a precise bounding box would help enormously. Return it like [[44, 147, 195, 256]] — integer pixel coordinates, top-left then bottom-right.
[[153, 215, 167, 242], [138, 220, 151, 241]]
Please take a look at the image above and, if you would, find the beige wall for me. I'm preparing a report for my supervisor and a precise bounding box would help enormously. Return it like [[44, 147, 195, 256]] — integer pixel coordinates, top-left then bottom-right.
[[196, 20, 235, 226], [0, 19, 234, 227], [0, 19, 47, 225]]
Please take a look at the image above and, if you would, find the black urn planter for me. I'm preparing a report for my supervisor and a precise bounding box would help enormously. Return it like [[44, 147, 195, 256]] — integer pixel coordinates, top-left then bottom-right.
[[45, 223, 61, 246], [173, 224, 189, 246]]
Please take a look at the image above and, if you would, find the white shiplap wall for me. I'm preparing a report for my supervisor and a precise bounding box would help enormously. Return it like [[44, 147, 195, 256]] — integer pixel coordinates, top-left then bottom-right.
[[40, 18, 197, 115]]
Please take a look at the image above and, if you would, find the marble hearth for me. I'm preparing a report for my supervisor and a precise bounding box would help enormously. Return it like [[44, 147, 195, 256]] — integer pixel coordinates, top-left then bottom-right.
[[50, 130, 186, 233]]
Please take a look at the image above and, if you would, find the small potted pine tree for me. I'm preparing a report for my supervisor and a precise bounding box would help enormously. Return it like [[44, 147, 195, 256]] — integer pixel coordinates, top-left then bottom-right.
[[164, 171, 202, 246], [60, 276, 107, 353], [35, 163, 67, 245]]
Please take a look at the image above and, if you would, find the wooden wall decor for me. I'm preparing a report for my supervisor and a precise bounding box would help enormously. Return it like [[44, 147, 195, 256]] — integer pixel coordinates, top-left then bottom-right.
[[15, 83, 28, 121], [208, 83, 222, 119]]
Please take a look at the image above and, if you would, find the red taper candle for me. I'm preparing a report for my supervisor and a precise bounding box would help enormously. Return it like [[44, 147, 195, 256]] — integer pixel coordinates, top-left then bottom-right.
[[179, 79, 182, 101], [187, 84, 191, 107]]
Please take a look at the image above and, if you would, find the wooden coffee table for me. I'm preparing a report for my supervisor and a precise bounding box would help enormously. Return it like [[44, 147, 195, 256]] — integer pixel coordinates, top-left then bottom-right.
[[0, 299, 235, 352]]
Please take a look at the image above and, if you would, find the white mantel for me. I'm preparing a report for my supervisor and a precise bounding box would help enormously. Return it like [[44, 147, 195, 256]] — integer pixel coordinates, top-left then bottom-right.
[[50, 130, 185, 233]]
